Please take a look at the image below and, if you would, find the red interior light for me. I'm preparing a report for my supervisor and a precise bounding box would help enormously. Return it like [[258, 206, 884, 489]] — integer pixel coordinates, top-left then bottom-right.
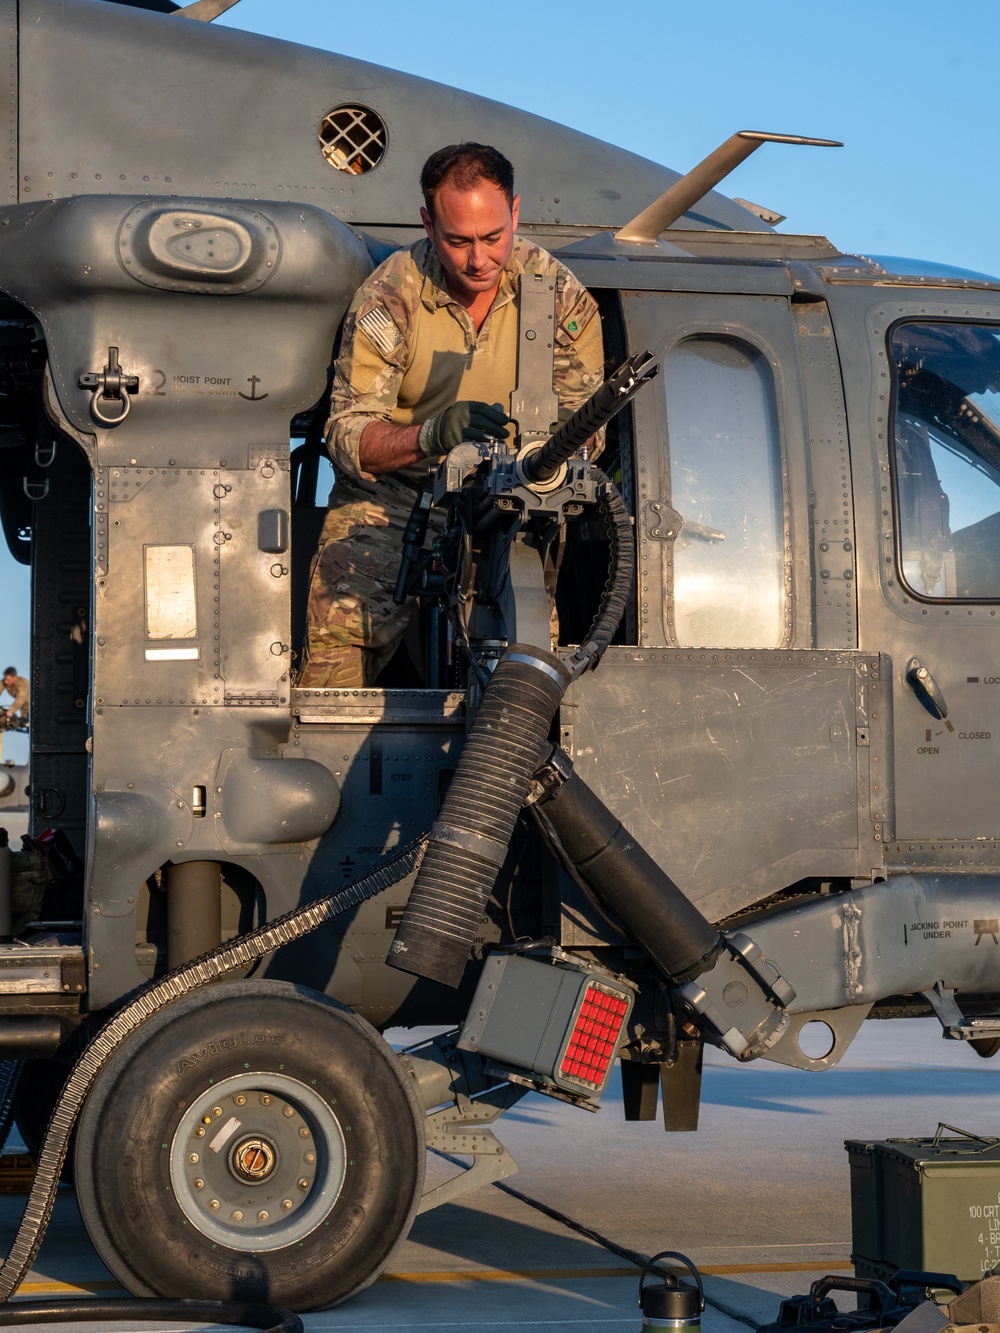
[[559, 982, 630, 1091]]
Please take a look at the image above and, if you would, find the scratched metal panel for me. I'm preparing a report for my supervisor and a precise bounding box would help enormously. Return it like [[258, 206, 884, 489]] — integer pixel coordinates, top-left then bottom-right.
[[565, 647, 883, 922], [16, 0, 765, 233], [0, 0, 14, 205], [95, 468, 221, 706]]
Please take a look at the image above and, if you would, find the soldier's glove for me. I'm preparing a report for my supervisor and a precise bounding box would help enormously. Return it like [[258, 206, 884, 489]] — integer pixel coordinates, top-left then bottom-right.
[[417, 400, 509, 458]]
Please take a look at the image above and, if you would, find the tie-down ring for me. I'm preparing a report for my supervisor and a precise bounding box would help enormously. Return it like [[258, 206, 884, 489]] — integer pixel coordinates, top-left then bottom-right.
[[79, 346, 139, 428], [88, 386, 133, 426]]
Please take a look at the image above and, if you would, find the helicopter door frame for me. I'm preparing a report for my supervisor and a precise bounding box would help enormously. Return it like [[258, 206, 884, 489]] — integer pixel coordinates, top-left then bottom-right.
[[847, 293, 1000, 854], [563, 284, 882, 925]]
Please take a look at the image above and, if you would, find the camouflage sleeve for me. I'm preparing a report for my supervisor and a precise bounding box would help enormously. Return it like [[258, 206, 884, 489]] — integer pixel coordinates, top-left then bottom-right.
[[325, 266, 413, 484], [553, 264, 606, 463]]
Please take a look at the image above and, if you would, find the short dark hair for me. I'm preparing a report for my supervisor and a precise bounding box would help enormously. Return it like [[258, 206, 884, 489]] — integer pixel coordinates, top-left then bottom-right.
[[2, 668, 15, 678], [420, 143, 515, 217]]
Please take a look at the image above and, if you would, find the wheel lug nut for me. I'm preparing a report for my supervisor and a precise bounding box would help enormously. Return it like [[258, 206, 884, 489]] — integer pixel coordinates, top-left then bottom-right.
[[283, 1106, 294, 1118], [212, 1106, 222, 1117], [195, 1128, 205, 1138], [210, 1199, 220, 1210], [188, 1153, 199, 1164], [258, 1210, 269, 1222], [282, 1198, 293, 1211], [235, 1095, 246, 1106], [261, 1094, 271, 1105], [233, 1210, 243, 1222], [201, 1116, 212, 1125], [299, 1127, 309, 1138], [298, 1178, 309, 1190], [304, 1153, 315, 1164], [194, 1179, 204, 1189]]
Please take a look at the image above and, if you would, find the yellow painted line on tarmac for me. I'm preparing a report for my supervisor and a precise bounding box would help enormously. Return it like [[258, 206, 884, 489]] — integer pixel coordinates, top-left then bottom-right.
[[12, 1280, 126, 1295], [13, 1259, 854, 1294], [378, 1260, 853, 1284]]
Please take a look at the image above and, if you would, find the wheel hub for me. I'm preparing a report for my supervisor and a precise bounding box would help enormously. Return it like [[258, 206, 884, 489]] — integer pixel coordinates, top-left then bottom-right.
[[231, 1135, 277, 1183], [168, 1071, 346, 1252]]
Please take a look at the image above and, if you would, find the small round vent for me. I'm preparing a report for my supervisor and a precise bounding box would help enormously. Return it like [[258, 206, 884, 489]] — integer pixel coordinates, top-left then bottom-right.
[[319, 105, 387, 175]]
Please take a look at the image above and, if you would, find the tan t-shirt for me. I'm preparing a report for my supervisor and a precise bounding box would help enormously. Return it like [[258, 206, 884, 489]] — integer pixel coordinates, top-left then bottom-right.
[[326, 236, 604, 491]]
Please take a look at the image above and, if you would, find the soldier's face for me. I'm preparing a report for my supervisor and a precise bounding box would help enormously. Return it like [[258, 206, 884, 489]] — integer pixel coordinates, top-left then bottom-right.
[[421, 181, 520, 305]]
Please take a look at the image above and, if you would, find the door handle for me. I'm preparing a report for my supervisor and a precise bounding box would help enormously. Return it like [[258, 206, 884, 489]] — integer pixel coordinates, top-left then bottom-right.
[[905, 657, 948, 720]]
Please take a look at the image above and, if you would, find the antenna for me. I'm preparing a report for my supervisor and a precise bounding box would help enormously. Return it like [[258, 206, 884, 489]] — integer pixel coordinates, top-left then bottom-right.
[[173, 0, 241, 20], [615, 131, 842, 245]]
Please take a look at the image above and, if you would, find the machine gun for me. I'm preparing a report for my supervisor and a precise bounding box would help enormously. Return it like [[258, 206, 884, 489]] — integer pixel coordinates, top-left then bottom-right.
[[392, 278, 658, 681]]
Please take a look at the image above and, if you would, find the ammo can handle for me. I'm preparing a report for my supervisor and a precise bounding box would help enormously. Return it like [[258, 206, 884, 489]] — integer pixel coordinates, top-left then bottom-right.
[[891, 1270, 964, 1297], [809, 1276, 895, 1311], [933, 1121, 1000, 1149]]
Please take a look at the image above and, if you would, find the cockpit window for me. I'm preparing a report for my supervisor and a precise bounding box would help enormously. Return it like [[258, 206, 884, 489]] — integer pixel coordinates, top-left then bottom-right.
[[891, 322, 1000, 599]]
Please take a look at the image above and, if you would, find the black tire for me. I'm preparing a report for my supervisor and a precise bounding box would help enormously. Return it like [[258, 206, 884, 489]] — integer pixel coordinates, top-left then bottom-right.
[[74, 980, 425, 1311]]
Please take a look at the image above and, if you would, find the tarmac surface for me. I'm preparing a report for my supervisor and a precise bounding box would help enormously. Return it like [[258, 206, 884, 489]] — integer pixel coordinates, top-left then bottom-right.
[[0, 1016, 995, 1330]]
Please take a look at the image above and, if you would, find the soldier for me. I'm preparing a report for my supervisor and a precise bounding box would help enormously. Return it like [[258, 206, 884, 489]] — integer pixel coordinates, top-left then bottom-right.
[[299, 142, 605, 688], [1, 666, 28, 728]]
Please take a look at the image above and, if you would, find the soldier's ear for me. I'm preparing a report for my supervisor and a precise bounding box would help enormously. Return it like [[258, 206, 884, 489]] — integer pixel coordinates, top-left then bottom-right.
[[420, 206, 435, 244], [510, 195, 520, 231]]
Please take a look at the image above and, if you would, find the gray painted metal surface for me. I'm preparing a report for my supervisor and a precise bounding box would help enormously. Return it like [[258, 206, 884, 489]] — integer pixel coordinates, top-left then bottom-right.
[[0, 0, 998, 1310], [566, 650, 884, 921], [18, 0, 765, 234]]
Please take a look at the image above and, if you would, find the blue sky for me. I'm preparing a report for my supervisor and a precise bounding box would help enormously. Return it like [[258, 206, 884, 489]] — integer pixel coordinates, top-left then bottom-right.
[[1, 0, 997, 760]]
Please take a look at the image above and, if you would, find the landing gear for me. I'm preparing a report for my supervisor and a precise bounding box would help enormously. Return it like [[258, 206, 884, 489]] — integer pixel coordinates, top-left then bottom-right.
[[74, 980, 425, 1311]]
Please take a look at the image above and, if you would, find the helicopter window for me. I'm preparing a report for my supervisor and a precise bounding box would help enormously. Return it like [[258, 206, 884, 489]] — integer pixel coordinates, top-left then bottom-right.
[[891, 322, 1000, 599], [664, 335, 786, 648], [318, 106, 387, 175]]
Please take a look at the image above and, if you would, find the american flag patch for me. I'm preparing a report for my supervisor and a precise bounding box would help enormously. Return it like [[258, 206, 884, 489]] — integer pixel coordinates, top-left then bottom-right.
[[358, 306, 404, 358]]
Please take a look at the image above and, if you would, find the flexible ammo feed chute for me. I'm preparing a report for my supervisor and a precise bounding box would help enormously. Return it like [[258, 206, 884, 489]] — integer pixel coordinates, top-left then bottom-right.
[[387, 643, 571, 988], [388, 468, 641, 987]]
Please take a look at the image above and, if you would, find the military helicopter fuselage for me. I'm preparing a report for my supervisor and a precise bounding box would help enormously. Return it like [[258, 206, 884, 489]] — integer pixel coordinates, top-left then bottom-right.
[[0, 0, 997, 1310]]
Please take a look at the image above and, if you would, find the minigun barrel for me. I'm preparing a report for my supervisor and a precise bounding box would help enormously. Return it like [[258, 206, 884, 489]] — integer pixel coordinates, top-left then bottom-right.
[[521, 351, 659, 483]]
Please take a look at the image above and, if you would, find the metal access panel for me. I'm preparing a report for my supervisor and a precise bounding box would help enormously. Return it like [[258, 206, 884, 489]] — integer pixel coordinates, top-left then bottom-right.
[[564, 648, 888, 923], [94, 453, 294, 710], [848, 1133, 1000, 1281]]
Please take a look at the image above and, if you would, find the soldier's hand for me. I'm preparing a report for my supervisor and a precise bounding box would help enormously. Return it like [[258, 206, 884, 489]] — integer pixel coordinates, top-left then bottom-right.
[[418, 401, 509, 457]]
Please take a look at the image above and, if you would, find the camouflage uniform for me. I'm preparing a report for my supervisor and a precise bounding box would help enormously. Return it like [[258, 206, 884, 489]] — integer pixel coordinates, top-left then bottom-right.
[[1, 674, 28, 729], [300, 236, 604, 689]]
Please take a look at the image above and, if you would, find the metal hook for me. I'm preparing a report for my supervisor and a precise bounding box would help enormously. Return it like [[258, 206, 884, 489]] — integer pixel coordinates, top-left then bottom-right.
[[22, 477, 49, 501], [34, 436, 57, 468]]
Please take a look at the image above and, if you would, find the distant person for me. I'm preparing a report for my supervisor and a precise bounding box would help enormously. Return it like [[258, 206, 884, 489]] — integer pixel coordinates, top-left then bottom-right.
[[1, 667, 28, 728]]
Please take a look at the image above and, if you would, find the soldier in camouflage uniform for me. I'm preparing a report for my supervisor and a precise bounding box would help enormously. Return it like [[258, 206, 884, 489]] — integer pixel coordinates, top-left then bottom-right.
[[300, 143, 604, 689], [1, 667, 28, 729]]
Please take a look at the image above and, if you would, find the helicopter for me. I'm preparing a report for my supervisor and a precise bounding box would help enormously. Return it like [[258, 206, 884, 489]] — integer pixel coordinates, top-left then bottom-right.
[[0, 0, 996, 1312]]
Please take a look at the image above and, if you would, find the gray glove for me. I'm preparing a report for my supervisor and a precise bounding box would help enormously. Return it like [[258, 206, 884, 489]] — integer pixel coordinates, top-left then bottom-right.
[[418, 400, 509, 457]]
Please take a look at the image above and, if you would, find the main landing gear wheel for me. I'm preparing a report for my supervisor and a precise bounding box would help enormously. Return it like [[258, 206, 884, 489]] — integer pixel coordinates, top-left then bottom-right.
[[74, 980, 425, 1311]]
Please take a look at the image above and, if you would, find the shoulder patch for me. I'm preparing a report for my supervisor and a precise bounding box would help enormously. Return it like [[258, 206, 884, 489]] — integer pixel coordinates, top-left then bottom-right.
[[358, 305, 404, 359]]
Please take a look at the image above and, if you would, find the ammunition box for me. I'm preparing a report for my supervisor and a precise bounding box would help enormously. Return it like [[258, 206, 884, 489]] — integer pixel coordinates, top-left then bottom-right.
[[847, 1133, 1000, 1282]]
